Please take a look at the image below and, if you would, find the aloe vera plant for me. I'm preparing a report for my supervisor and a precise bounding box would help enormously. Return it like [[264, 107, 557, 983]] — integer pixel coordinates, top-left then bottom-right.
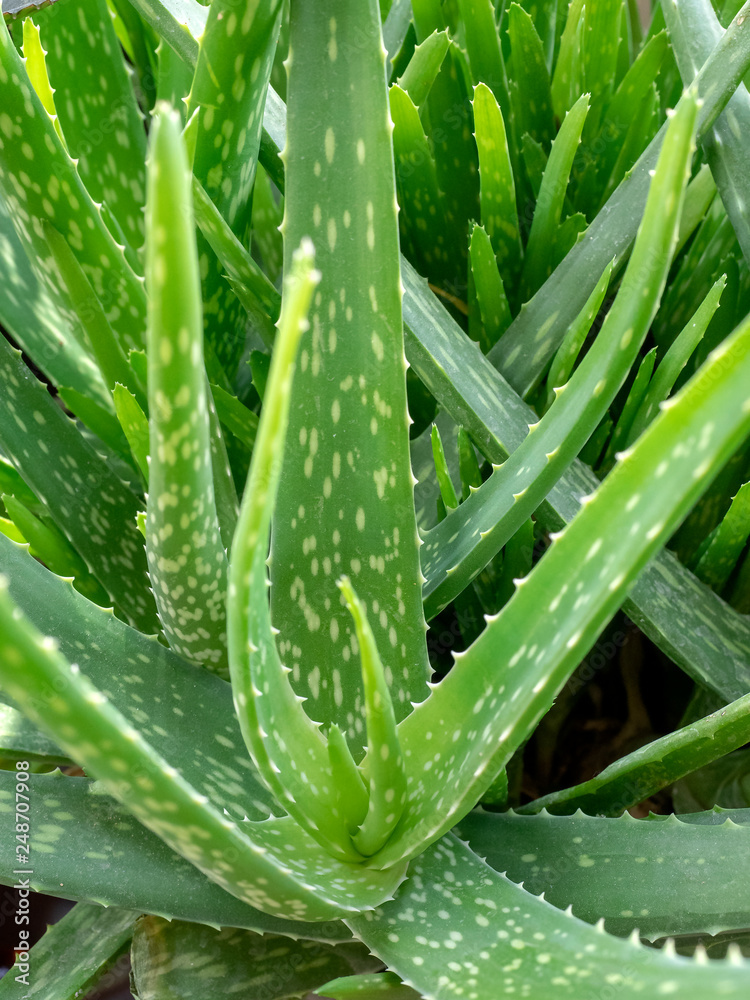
[[2, 0, 750, 996]]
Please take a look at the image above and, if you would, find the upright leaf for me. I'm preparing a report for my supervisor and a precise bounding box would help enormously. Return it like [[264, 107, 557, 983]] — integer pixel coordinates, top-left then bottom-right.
[[271, 0, 431, 748]]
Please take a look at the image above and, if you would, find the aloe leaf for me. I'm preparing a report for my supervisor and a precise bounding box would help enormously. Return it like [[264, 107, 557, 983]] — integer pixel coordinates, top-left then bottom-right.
[[508, 3, 555, 148], [600, 346, 657, 472], [36, 0, 148, 255], [590, 30, 668, 204], [490, 0, 750, 397], [663, 0, 750, 265], [0, 20, 147, 357], [156, 38, 194, 126], [459, 808, 750, 941], [550, 0, 584, 120], [422, 92, 696, 619], [228, 240, 364, 860], [695, 481, 750, 590], [581, 0, 622, 127], [0, 336, 157, 631], [544, 258, 614, 411], [270, 0, 431, 747], [44, 223, 146, 405], [390, 84, 451, 284], [457, 0, 512, 131], [349, 834, 750, 998], [2, 0, 63, 19], [473, 82, 522, 287], [0, 902, 136, 1000], [0, 574, 406, 919], [0, 770, 348, 939], [20, 14, 63, 144], [628, 274, 726, 445], [520, 132, 547, 199], [431, 425, 459, 511], [597, 82, 660, 212], [113, 383, 150, 481], [378, 276, 750, 868], [1, 493, 108, 605], [0, 199, 108, 407], [469, 223, 512, 350], [251, 163, 284, 285], [130, 916, 378, 1000], [0, 701, 71, 763], [396, 28, 450, 107], [338, 578, 407, 857], [521, 93, 589, 298], [144, 105, 229, 676], [191, 176, 280, 330], [320, 972, 421, 1000], [210, 384, 258, 452], [402, 255, 750, 702], [184, 0, 283, 376], [123, 0, 206, 69], [516, 687, 750, 816]]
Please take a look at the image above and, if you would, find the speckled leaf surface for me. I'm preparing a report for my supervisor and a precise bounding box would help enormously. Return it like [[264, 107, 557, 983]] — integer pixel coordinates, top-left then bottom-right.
[[508, 3, 555, 149], [0, 576, 408, 920], [374, 295, 750, 868], [0, 336, 158, 632], [0, 769, 348, 939], [0, 17, 147, 355], [186, 0, 283, 375], [130, 916, 378, 1000], [145, 106, 229, 675], [459, 808, 750, 940], [0, 700, 71, 763], [349, 834, 750, 998], [490, 0, 750, 396], [0, 901, 136, 1000], [695, 481, 750, 589], [271, 0, 430, 748], [421, 92, 695, 618], [36, 0, 147, 254], [401, 259, 750, 704]]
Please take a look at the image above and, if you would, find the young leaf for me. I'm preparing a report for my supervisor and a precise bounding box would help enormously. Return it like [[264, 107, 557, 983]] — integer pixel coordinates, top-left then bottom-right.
[[694, 482, 750, 591], [145, 105, 229, 677], [469, 223, 512, 350], [395, 28, 450, 107], [508, 3, 555, 148]]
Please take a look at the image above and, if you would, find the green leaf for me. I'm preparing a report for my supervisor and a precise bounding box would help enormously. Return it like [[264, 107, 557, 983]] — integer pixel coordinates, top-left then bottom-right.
[[319, 972, 421, 1000], [349, 835, 750, 998], [628, 275, 726, 445], [550, 0, 584, 120], [36, 0, 148, 255], [401, 258, 750, 704], [663, 0, 750, 266], [422, 90, 696, 618], [130, 916, 378, 1000], [0, 574, 406, 921], [521, 93, 589, 298], [185, 0, 284, 375], [144, 104, 229, 676], [430, 424, 459, 511], [600, 346, 657, 472], [473, 82, 522, 287], [0, 902, 136, 1000], [543, 258, 613, 411], [695, 481, 750, 590], [389, 84, 451, 283], [379, 256, 750, 867], [459, 808, 750, 940], [270, 0, 431, 748], [0, 769, 347, 939], [0, 16, 147, 356], [490, 0, 750, 397], [457, 0, 512, 133], [395, 28, 450, 107], [508, 3, 555, 148], [113, 383, 150, 481], [0, 336, 157, 631], [515, 686, 750, 816], [0, 700, 71, 764], [469, 223, 512, 351]]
